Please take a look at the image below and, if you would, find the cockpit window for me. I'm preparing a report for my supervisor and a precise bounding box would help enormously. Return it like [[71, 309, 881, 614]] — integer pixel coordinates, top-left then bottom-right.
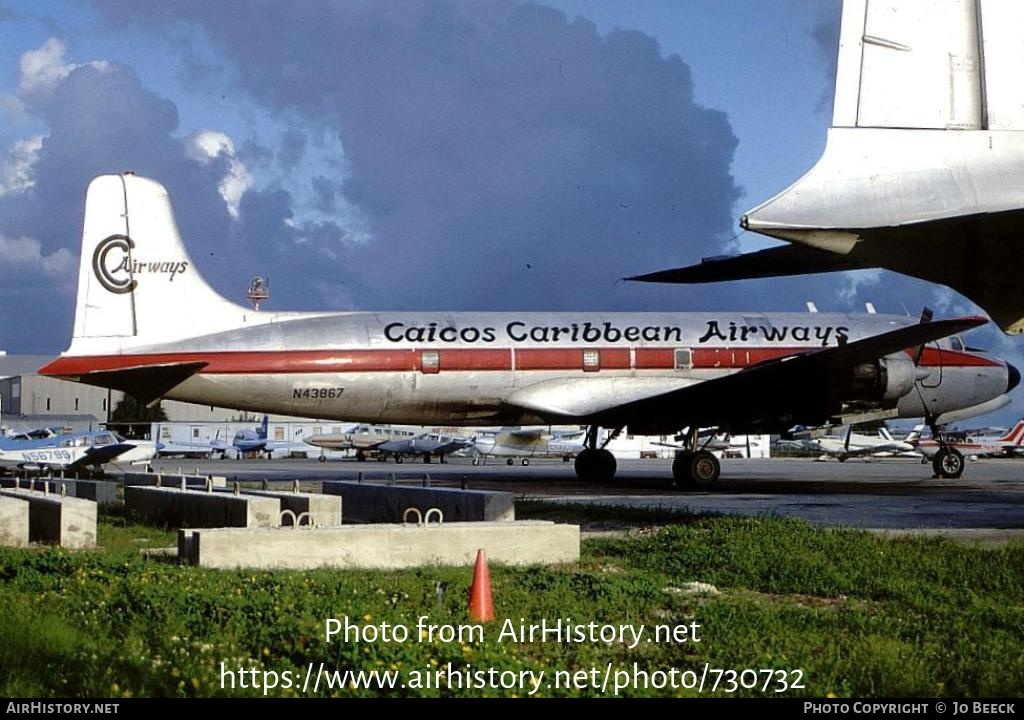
[[950, 337, 964, 352]]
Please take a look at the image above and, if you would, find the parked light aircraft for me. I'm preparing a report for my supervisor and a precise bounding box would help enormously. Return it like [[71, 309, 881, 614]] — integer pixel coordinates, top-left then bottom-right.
[[467, 427, 586, 466], [38, 174, 1020, 486], [375, 432, 474, 464], [0, 427, 158, 474], [912, 420, 1024, 469], [210, 416, 312, 459], [304, 424, 416, 462], [804, 426, 918, 462], [629, 0, 1024, 336]]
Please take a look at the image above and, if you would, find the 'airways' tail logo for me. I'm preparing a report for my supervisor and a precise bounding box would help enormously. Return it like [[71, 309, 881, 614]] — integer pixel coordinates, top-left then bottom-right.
[[92, 234, 189, 294]]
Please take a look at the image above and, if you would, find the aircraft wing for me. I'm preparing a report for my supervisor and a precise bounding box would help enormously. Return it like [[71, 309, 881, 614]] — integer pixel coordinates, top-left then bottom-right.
[[508, 427, 547, 440], [626, 244, 872, 285], [505, 316, 987, 433], [74, 442, 137, 467]]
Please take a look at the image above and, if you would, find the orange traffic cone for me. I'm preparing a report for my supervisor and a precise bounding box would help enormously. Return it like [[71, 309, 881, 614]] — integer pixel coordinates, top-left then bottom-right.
[[468, 548, 495, 622]]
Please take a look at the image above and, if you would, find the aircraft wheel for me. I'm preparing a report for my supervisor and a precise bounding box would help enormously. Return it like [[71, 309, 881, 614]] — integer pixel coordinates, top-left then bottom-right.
[[472, 458, 480, 466], [574, 448, 616, 482], [688, 450, 721, 488], [522, 458, 530, 466], [423, 454, 432, 464], [355, 451, 366, 462], [671, 452, 693, 486], [395, 455, 403, 464], [506, 458, 514, 466], [933, 447, 965, 479], [837, 455, 848, 463], [318, 455, 326, 463]]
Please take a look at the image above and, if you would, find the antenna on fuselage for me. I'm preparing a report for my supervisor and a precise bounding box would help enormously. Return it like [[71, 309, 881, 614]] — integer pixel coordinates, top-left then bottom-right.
[[246, 275, 270, 311]]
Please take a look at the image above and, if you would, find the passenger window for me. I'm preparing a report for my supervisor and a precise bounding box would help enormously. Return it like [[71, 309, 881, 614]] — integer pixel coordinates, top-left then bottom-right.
[[674, 348, 692, 370]]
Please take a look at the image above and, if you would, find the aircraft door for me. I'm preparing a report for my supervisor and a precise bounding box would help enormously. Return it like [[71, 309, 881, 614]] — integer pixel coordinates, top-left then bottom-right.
[[919, 341, 943, 388]]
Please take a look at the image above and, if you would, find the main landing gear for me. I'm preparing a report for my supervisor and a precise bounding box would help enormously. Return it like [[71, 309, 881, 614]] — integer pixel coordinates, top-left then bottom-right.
[[927, 419, 965, 478], [574, 426, 618, 483], [671, 427, 721, 490]]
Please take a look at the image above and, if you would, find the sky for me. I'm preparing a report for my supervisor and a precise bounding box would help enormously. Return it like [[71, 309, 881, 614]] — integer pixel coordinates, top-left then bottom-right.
[[0, 0, 1019, 427]]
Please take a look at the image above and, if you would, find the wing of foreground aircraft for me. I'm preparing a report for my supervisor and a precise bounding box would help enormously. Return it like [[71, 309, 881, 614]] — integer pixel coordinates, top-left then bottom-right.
[[505, 315, 988, 432], [629, 0, 1024, 334]]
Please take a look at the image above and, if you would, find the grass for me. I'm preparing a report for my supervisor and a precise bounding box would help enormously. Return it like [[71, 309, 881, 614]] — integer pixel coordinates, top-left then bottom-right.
[[0, 503, 1021, 697]]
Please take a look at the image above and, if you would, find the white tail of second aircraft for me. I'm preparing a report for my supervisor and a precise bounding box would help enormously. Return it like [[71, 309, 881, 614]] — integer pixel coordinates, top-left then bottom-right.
[[997, 420, 1024, 446], [69, 173, 273, 354]]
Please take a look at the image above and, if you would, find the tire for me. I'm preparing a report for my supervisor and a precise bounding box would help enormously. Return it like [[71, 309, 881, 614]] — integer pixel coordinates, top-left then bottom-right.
[[318, 455, 326, 463], [522, 458, 530, 466], [672, 452, 692, 487], [506, 458, 514, 466], [472, 458, 480, 466], [574, 448, 616, 482], [673, 450, 720, 490], [395, 455, 403, 464], [933, 447, 965, 478], [688, 450, 721, 488]]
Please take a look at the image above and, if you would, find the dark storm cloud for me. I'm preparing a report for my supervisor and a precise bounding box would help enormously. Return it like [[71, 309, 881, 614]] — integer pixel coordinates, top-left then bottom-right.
[[0, 56, 237, 351], [276, 127, 307, 172], [96, 0, 742, 312]]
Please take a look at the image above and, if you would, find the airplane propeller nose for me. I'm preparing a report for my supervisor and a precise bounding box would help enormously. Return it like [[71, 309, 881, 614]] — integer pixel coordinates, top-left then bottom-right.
[[1008, 362, 1021, 393]]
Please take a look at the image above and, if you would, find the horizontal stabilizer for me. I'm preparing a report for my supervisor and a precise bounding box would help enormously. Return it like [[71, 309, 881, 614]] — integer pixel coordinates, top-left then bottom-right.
[[41, 360, 207, 405], [626, 244, 872, 284]]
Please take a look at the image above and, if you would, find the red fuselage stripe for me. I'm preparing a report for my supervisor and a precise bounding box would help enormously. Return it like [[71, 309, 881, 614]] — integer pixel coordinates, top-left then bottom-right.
[[38, 345, 1000, 377]]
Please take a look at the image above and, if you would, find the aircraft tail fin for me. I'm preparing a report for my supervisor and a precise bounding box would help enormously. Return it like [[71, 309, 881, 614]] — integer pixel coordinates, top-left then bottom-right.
[[998, 419, 1024, 445], [904, 425, 925, 444], [67, 173, 256, 354], [259, 415, 269, 440]]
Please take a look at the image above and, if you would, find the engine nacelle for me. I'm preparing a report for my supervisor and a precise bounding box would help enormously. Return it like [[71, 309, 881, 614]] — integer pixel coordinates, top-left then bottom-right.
[[846, 352, 919, 404]]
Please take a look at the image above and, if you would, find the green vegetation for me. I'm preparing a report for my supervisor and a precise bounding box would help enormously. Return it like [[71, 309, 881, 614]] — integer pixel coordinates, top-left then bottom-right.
[[0, 503, 1022, 698]]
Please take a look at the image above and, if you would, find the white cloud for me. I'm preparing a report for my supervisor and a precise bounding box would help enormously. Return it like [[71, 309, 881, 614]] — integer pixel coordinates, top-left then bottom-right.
[[836, 268, 883, 305], [0, 135, 43, 196], [0, 232, 75, 280], [0, 93, 26, 122], [186, 129, 253, 218], [18, 38, 109, 96]]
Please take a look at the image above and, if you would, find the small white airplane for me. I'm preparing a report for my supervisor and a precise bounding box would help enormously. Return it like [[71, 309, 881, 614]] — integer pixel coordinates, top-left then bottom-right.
[[467, 427, 586, 466], [629, 0, 1024, 336], [912, 420, 1024, 468], [38, 174, 1019, 487], [804, 425, 918, 463], [0, 427, 158, 475]]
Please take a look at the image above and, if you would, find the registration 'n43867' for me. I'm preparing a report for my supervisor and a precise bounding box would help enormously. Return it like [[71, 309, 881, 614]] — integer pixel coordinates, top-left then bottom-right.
[[293, 388, 345, 400]]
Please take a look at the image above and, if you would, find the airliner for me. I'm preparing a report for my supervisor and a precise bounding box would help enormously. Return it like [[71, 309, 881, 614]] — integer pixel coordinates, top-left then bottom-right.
[[38, 174, 1018, 486]]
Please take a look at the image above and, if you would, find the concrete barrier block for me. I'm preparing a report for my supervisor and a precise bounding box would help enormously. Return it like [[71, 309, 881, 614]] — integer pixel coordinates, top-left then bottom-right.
[[185, 521, 579, 570], [125, 486, 280, 529], [321, 482, 513, 523], [2, 479, 120, 506], [0, 495, 30, 547], [242, 490, 342, 526], [121, 472, 227, 488], [0, 489, 97, 549]]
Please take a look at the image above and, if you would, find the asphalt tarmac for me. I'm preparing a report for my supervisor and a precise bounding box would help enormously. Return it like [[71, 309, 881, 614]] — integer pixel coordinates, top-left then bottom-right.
[[140, 454, 1024, 541]]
